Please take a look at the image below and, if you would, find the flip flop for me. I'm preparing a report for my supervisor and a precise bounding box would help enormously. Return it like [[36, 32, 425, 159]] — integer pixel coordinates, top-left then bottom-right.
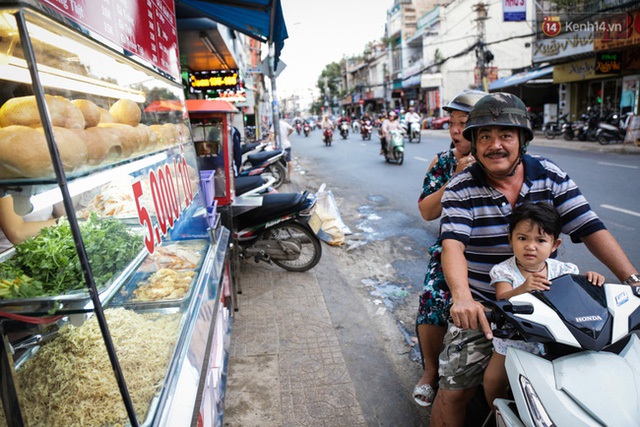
[[412, 383, 436, 407]]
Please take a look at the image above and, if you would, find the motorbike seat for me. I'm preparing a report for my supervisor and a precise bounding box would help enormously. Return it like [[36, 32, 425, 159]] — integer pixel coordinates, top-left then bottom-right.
[[235, 175, 266, 196], [241, 142, 261, 154], [234, 192, 308, 230], [247, 150, 281, 166]]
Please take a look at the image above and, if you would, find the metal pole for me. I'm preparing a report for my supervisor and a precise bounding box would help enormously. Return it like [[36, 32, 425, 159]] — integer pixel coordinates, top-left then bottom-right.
[[268, 43, 282, 150]]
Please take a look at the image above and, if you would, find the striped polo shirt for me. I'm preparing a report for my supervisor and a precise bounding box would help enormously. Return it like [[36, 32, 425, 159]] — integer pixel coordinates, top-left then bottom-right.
[[440, 154, 605, 295]]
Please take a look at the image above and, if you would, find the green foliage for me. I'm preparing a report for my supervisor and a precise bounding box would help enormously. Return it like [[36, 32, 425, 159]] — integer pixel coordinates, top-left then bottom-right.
[[3, 215, 142, 298]]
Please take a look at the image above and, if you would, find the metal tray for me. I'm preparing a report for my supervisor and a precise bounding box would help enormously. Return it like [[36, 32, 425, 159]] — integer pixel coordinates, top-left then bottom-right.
[[108, 268, 198, 310], [0, 249, 147, 315]]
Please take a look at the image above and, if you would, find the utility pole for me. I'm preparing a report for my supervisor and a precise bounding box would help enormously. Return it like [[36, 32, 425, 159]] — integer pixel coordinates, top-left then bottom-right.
[[473, 2, 490, 91]]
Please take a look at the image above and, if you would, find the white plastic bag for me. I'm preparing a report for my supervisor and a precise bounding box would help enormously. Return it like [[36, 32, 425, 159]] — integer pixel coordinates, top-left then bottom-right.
[[314, 183, 351, 246]]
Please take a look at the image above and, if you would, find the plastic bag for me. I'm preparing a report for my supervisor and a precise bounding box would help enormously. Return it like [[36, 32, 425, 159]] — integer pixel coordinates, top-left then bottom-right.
[[314, 183, 351, 246]]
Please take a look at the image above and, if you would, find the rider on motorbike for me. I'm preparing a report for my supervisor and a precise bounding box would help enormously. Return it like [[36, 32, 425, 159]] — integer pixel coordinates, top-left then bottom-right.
[[405, 107, 422, 135], [381, 110, 402, 155]]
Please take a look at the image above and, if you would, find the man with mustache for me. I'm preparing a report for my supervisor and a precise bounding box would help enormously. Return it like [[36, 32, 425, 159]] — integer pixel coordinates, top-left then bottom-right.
[[429, 92, 639, 426]]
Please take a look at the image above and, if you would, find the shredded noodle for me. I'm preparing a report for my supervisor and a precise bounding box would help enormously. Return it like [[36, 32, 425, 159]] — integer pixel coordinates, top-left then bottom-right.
[[9, 308, 180, 427]]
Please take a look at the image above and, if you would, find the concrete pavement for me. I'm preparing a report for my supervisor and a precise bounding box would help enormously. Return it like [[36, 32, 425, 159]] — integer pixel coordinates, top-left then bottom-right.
[[222, 133, 638, 427]]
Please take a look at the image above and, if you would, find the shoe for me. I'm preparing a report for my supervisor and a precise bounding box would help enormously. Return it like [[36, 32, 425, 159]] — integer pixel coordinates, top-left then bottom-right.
[[412, 383, 436, 407]]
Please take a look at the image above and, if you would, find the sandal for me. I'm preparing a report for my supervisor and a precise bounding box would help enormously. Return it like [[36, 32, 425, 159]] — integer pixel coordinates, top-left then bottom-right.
[[412, 383, 436, 407]]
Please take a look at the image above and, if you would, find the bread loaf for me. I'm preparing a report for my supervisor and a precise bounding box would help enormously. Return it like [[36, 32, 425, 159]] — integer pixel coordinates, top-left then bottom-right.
[[109, 99, 141, 126], [0, 125, 87, 178], [80, 127, 124, 164], [98, 107, 115, 124], [72, 99, 101, 128], [0, 95, 85, 129], [97, 123, 139, 157]]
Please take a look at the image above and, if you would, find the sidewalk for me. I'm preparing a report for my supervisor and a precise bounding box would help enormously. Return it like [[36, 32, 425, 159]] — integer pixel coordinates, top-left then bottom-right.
[[528, 132, 640, 155]]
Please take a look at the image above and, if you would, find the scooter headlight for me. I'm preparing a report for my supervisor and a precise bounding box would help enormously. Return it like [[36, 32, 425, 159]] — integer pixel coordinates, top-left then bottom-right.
[[519, 375, 555, 427]]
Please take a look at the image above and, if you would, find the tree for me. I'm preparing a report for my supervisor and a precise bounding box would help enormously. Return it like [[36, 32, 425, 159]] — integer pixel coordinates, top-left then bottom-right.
[[316, 62, 342, 112]]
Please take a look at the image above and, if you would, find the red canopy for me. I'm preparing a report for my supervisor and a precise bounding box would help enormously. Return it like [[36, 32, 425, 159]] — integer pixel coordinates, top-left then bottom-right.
[[144, 100, 185, 112], [186, 99, 238, 113]]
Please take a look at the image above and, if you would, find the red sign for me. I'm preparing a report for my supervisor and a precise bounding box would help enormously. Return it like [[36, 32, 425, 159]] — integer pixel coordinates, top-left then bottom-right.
[[39, 0, 180, 80]]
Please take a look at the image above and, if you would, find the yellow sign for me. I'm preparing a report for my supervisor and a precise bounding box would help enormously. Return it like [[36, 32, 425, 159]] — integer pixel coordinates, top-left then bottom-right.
[[553, 58, 615, 83]]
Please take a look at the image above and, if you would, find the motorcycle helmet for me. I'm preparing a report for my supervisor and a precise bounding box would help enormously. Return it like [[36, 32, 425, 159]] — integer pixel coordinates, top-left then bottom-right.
[[388, 111, 397, 119], [443, 90, 488, 113], [462, 92, 533, 153]]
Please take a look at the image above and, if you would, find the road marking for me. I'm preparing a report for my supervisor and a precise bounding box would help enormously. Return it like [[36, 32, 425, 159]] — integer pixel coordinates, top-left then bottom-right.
[[414, 156, 431, 162], [598, 162, 638, 169], [601, 204, 640, 218]]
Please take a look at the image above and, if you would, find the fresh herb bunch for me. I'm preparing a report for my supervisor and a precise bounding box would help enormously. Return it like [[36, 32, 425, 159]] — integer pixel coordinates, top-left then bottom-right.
[[6, 214, 142, 297]]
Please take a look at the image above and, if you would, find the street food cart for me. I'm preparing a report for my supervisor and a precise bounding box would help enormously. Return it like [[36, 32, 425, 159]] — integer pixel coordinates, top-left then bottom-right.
[[0, 0, 233, 425]]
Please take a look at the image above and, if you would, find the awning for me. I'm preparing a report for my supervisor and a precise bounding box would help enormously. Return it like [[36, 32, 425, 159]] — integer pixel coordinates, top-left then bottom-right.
[[186, 99, 239, 113], [175, 0, 288, 69], [489, 66, 554, 91], [145, 100, 185, 112]]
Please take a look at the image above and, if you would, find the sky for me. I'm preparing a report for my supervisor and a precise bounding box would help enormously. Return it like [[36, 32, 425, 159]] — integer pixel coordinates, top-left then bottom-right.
[[274, 0, 393, 105]]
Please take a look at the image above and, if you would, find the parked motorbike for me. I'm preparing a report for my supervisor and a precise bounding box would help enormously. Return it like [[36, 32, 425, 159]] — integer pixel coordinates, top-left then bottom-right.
[[233, 191, 322, 272], [239, 149, 287, 189], [596, 112, 631, 145], [339, 121, 349, 139], [323, 128, 333, 146], [303, 122, 311, 137], [361, 119, 373, 140], [542, 114, 569, 139], [385, 129, 404, 165], [476, 274, 640, 426], [408, 121, 421, 143]]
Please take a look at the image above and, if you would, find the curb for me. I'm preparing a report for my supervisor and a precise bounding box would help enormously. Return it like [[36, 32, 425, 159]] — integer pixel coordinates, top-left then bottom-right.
[[529, 133, 640, 155]]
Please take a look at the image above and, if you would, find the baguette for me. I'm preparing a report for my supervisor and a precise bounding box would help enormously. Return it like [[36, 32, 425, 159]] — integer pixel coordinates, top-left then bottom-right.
[[0, 94, 85, 129]]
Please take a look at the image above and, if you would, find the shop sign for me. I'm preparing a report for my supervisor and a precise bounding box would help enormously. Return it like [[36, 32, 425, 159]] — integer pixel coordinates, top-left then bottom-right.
[[189, 70, 240, 91], [594, 9, 640, 51], [39, 0, 180, 80], [532, 31, 593, 63], [595, 52, 622, 74], [474, 66, 499, 87], [503, 0, 526, 22], [553, 57, 615, 83]]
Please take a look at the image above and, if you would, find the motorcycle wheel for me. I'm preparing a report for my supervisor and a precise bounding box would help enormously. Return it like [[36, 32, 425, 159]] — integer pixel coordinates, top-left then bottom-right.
[[414, 131, 421, 143], [563, 132, 574, 141], [544, 128, 557, 139], [395, 149, 404, 165], [597, 133, 611, 145], [266, 222, 322, 272], [266, 162, 286, 188]]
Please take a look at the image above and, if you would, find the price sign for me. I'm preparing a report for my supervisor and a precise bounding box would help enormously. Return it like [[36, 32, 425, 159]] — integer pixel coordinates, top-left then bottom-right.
[[132, 146, 194, 253]]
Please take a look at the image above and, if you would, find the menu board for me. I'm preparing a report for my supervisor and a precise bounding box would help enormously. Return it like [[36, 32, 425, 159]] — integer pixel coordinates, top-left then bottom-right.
[[39, 0, 180, 80]]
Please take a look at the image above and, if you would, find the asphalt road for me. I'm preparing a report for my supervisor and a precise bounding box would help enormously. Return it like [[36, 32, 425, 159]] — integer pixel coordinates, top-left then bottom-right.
[[291, 128, 640, 281]]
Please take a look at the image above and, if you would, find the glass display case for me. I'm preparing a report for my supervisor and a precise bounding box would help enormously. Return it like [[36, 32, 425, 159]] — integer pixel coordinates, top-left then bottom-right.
[[0, 2, 233, 426]]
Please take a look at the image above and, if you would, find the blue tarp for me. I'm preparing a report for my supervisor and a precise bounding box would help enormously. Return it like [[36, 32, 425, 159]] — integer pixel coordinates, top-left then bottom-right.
[[489, 66, 554, 91], [175, 0, 288, 69]]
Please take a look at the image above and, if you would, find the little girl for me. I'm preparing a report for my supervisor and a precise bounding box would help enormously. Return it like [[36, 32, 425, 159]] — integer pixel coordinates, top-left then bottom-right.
[[483, 201, 605, 409]]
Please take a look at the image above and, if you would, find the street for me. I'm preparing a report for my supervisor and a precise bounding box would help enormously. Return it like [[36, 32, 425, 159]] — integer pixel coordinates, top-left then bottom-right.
[[224, 128, 640, 426]]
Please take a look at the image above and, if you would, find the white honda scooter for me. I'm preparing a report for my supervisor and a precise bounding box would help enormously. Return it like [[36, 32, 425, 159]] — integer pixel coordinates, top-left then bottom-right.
[[479, 274, 640, 427]]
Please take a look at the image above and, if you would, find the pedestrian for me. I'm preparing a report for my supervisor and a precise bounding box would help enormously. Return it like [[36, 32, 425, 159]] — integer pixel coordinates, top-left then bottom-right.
[[429, 92, 639, 426], [412, 90, 487, 407], [482, 201, 605, 410], [271, 117, 294, 182]]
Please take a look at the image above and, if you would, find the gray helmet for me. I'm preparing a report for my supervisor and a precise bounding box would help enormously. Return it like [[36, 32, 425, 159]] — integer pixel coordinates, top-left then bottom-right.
[[462, 92, 533, 154], [443, 90, 488, 113]]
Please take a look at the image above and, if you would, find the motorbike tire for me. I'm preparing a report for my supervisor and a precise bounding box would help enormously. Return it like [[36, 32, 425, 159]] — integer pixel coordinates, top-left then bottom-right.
[[395, 149, 404, 165], [414, 131, 421, 143], [544, 128, 557, 139], [266, 222, 322, 272], [597, 133, 611, 145], [563, 132, 574, 141], [266, 162, 286, 188]]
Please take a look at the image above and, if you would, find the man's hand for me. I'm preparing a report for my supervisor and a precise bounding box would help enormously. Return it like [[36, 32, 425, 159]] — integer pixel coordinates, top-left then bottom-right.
[[450, 299, 493, 339]]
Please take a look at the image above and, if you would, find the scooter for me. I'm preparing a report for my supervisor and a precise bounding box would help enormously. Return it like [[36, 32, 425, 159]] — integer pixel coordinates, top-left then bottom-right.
[[303, 122, 311, 137], [408, 121, 421, 143], [385, 129, 404, 165], [323, 128, 333, 146], [239, 149, 287, 189], [361, 119, 373, 140], [542, 114, 569, 139], [596, 112, 631, 145], [295, 122, 302, 135], [233, 191, 322, 272], [477, 274, 640, 426], [340, 121, 349, 139]]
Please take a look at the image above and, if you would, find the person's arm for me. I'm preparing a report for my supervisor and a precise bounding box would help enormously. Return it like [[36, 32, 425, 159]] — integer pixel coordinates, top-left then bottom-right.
[[581, 229, 638, 283], [418, 157, 445, 221], [442, 238, 493, 338], [494, 281, 516, 300], [0, 195, 56, 245]]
